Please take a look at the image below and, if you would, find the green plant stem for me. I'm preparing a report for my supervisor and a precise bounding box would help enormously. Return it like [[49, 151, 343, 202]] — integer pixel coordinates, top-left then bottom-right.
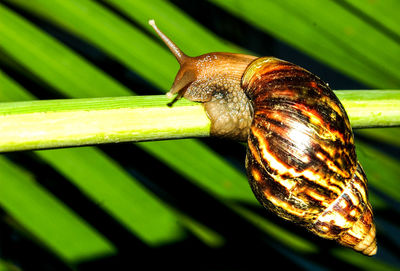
[[336, 90, 400, 127], [0, 96, 210, 152], [0, 90, 399, 152]]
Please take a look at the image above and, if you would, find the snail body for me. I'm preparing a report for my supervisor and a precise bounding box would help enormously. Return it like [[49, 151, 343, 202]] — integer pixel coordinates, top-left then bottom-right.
[[149, 20, 376, 255]]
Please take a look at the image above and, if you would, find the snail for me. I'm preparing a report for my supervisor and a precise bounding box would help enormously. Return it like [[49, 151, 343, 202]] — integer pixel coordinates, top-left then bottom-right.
[[149, 20, 377, 256]]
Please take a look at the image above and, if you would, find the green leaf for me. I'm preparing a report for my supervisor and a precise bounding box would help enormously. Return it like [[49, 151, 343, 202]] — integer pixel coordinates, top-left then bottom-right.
[[210, 0, 400, 88], [0, 69, 35, 101], [341, 0, 400, 38], [35, 147, 184, 246], [231, 204, 317, 253], [333, 249, 400, 271], [356, 141, 400, 202], [0, 259, 22, 271], [4, 0, 178, 90], [357, 127, 400, 148], [102, 0, 240, 55], [138, 139, 253, 202], [0, 156, 115, 262], [0, 4, 130, 98]]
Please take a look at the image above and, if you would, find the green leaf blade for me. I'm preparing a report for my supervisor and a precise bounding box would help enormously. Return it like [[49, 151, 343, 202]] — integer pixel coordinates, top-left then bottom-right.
[[0, 4, 131, 98], [35, 147, 185, 246], [0, 156, 116, 262]]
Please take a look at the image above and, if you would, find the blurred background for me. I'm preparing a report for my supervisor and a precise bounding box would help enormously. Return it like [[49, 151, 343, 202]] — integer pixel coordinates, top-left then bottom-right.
[[0, 0, 400, 270]]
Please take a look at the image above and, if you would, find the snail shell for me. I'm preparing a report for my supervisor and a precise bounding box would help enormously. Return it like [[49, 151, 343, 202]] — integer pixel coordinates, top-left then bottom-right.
[[149, 20, 376, 255], [243, 57, 376, 255]]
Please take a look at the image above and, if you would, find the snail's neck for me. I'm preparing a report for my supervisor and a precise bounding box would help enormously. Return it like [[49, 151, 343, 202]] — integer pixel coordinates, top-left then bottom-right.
[[184, 74, 253, 141], [176, 53, 257, 141]]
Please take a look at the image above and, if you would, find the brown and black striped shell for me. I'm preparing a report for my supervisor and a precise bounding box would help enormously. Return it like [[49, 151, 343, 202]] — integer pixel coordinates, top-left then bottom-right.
[[242, 57, 376, 255], [149, 21, 376, 256]]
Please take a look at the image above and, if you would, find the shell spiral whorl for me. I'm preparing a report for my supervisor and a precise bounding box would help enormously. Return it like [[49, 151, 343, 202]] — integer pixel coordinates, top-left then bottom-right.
[[243, 57, 376, 255]]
